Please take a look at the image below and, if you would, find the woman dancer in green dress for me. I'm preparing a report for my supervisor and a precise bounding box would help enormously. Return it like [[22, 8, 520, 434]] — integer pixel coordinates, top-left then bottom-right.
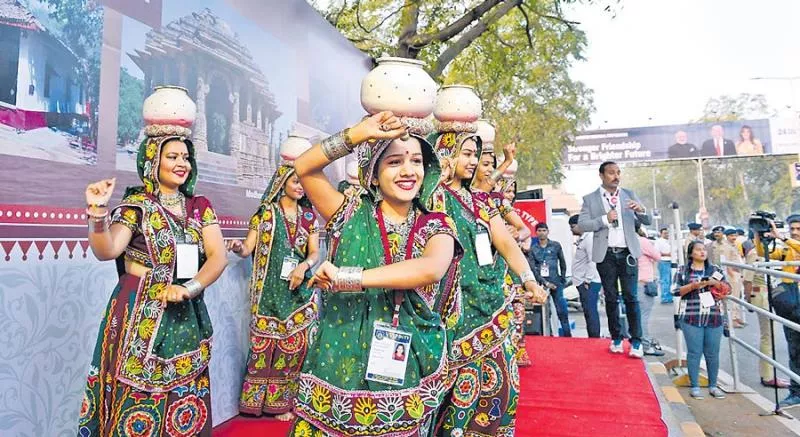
[[79, 128, 227, 436], [229, 163, 320, 420], [428, 130, 546, 436], [289, 111, 463, 436], [471, 143, 533, 368]]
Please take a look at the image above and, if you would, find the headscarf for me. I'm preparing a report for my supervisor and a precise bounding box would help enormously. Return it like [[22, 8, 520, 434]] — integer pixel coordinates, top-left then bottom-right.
[[432, 131, 483, 187], [471, 141, 497, 190], [125, 134, 198, 198], [356, 119, 440, 209], [261, 163, 311, 208]]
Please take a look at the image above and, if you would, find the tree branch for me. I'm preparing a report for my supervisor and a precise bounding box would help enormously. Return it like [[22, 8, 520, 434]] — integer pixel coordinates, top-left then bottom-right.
[[413, 0, 504, 47], [354, 0, 370, 34], [431, 0, 522, 77], [493, 29, 514, 48], [364, 2, 413, 34], [531, 3, 579, 30], [517, 5, 534, 48], [396, 0, 422, 58]]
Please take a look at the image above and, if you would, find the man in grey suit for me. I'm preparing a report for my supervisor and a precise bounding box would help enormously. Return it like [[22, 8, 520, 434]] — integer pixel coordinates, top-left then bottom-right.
[[578, 161, 652, 358]]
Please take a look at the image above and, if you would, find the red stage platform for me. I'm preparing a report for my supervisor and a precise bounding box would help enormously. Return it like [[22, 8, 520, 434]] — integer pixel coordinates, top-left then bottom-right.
[[213, 336, 667, 436]]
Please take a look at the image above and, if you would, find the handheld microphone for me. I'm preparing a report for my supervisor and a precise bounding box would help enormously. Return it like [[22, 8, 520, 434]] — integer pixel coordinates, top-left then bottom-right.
[[610, 205, 619, 228]]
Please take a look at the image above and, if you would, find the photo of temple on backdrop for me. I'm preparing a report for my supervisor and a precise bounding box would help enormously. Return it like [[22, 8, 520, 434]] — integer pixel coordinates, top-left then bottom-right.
[[115, 0, 297, 191], [0, 0, 101, 165]]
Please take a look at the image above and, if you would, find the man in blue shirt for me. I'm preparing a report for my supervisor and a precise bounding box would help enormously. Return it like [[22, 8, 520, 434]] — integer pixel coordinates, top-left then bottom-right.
[[529, 222, 571, 336]]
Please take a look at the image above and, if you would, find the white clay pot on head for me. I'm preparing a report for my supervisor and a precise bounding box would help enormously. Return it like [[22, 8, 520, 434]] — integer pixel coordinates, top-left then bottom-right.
[[360, 57, 437, 118], [504, 159, 519, 178], [142, 86, 196, 127], [280, 135, 313, 163], [475, 119, 496, 146], [434, 85, 482, 122]]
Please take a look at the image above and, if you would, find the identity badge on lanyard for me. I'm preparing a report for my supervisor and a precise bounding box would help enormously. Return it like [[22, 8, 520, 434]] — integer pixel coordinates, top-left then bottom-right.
[[365, 321, 412, 386], [280, 208, 301, 281], [540, 262, 550, 278], [280, 257, 299, 281], [699, 291, 715, 309], [475, 225, 493, 267], [175, 226, 199, 280]]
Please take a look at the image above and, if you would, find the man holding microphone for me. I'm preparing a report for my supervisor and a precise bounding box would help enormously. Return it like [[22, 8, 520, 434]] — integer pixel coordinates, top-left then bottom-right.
[[579, 161, 652, 358]]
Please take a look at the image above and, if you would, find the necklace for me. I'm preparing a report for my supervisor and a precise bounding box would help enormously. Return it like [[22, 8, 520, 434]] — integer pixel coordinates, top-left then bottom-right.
[[382, 206, 416, 262], [456, 187, 474, 210], [159, 191, 185, 218]]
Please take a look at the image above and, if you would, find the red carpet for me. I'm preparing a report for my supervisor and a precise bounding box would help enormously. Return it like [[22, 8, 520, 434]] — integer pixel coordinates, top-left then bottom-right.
[[213, 336, 667, 436], [518, 336, 667, 437]]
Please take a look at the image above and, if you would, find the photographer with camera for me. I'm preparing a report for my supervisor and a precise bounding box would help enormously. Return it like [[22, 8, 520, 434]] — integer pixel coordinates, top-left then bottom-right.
[[754, 213, 800, 408]]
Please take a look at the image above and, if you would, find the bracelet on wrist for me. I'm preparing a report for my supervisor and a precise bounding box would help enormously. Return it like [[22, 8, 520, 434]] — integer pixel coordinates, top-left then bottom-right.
[[519, 270, 536, 284], [86, 207, 109, 219], [321, 129, 355, 161], [88, 216, 110, 233], [333, 266, 363, 292], [184, 279, 204, 298], [343, 127, 354, 147]]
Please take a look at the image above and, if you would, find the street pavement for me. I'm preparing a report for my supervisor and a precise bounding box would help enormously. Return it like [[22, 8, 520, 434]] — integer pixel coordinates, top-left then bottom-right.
[[556, 294, 800, 436]]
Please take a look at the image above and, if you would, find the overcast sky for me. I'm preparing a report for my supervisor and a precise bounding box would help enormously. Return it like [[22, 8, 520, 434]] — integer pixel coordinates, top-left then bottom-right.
[[566, 0, 800, 130], [560, 0, 800, 196]]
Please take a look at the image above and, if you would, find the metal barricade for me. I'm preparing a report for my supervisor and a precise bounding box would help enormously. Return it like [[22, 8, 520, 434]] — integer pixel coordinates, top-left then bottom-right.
[[719, 260, 800, 393]]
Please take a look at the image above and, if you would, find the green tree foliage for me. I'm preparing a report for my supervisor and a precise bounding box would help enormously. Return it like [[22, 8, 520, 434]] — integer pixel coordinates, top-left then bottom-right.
[[117, 68, 144, 147], [42, 0, 103, 133], [694, 93, 773, 123], [624, 93, 799, 229], [310, 0, 615, 185]]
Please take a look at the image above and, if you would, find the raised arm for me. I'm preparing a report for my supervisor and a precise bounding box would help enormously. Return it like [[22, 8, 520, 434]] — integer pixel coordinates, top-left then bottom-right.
[[294, 112, 407, 222], [632, 192, 652, 225], [85, 178, 133, 261]]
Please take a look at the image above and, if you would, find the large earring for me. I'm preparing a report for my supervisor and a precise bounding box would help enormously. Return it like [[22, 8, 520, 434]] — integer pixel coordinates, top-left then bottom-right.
[[374, 190, 383, 202]]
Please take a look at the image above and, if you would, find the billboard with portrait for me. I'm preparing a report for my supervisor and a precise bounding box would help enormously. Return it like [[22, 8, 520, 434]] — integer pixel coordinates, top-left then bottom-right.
[[566, 119, 776, 165]]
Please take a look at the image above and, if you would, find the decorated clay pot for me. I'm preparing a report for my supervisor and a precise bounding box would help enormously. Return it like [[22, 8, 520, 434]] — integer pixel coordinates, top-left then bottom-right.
[[360, 57, 437, 118], [504, 159, 519, 178], [434, 85, 482, 122], [475, 119, 496, 145], [142, 86, 196, 128], [279, 135, 312, 162], [346, 160, 359, 185]]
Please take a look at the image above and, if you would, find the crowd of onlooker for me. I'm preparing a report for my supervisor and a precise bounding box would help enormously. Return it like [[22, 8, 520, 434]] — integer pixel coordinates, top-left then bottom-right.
[[535, 160, 800, 405]]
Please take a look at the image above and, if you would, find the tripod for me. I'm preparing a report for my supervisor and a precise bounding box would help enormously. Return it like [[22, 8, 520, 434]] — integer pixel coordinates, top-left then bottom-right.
[[758, 238, 793, 419]]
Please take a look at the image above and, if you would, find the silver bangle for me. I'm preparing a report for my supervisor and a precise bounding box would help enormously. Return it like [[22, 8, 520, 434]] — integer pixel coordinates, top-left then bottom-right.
[[489, 170, 503, 183], [321, 129, 354, 161], [519, 270, 536, 284], [334, 266, 363, 292], [88, 217, 110, 233], [184, 279, 204, 298]]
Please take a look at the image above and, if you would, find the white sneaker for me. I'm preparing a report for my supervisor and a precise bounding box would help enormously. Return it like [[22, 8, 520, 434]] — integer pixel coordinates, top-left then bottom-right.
[[629, 342, 644, 358], [610, 339, 624, 354]]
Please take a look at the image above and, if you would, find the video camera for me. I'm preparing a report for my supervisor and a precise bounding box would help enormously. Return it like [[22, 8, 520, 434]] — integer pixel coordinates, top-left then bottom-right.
[[748, 210, 784, 241]]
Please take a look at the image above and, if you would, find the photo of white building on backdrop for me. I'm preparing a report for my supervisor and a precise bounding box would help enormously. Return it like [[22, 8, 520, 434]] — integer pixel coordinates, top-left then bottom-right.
[[0, 0, 98, 165]]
